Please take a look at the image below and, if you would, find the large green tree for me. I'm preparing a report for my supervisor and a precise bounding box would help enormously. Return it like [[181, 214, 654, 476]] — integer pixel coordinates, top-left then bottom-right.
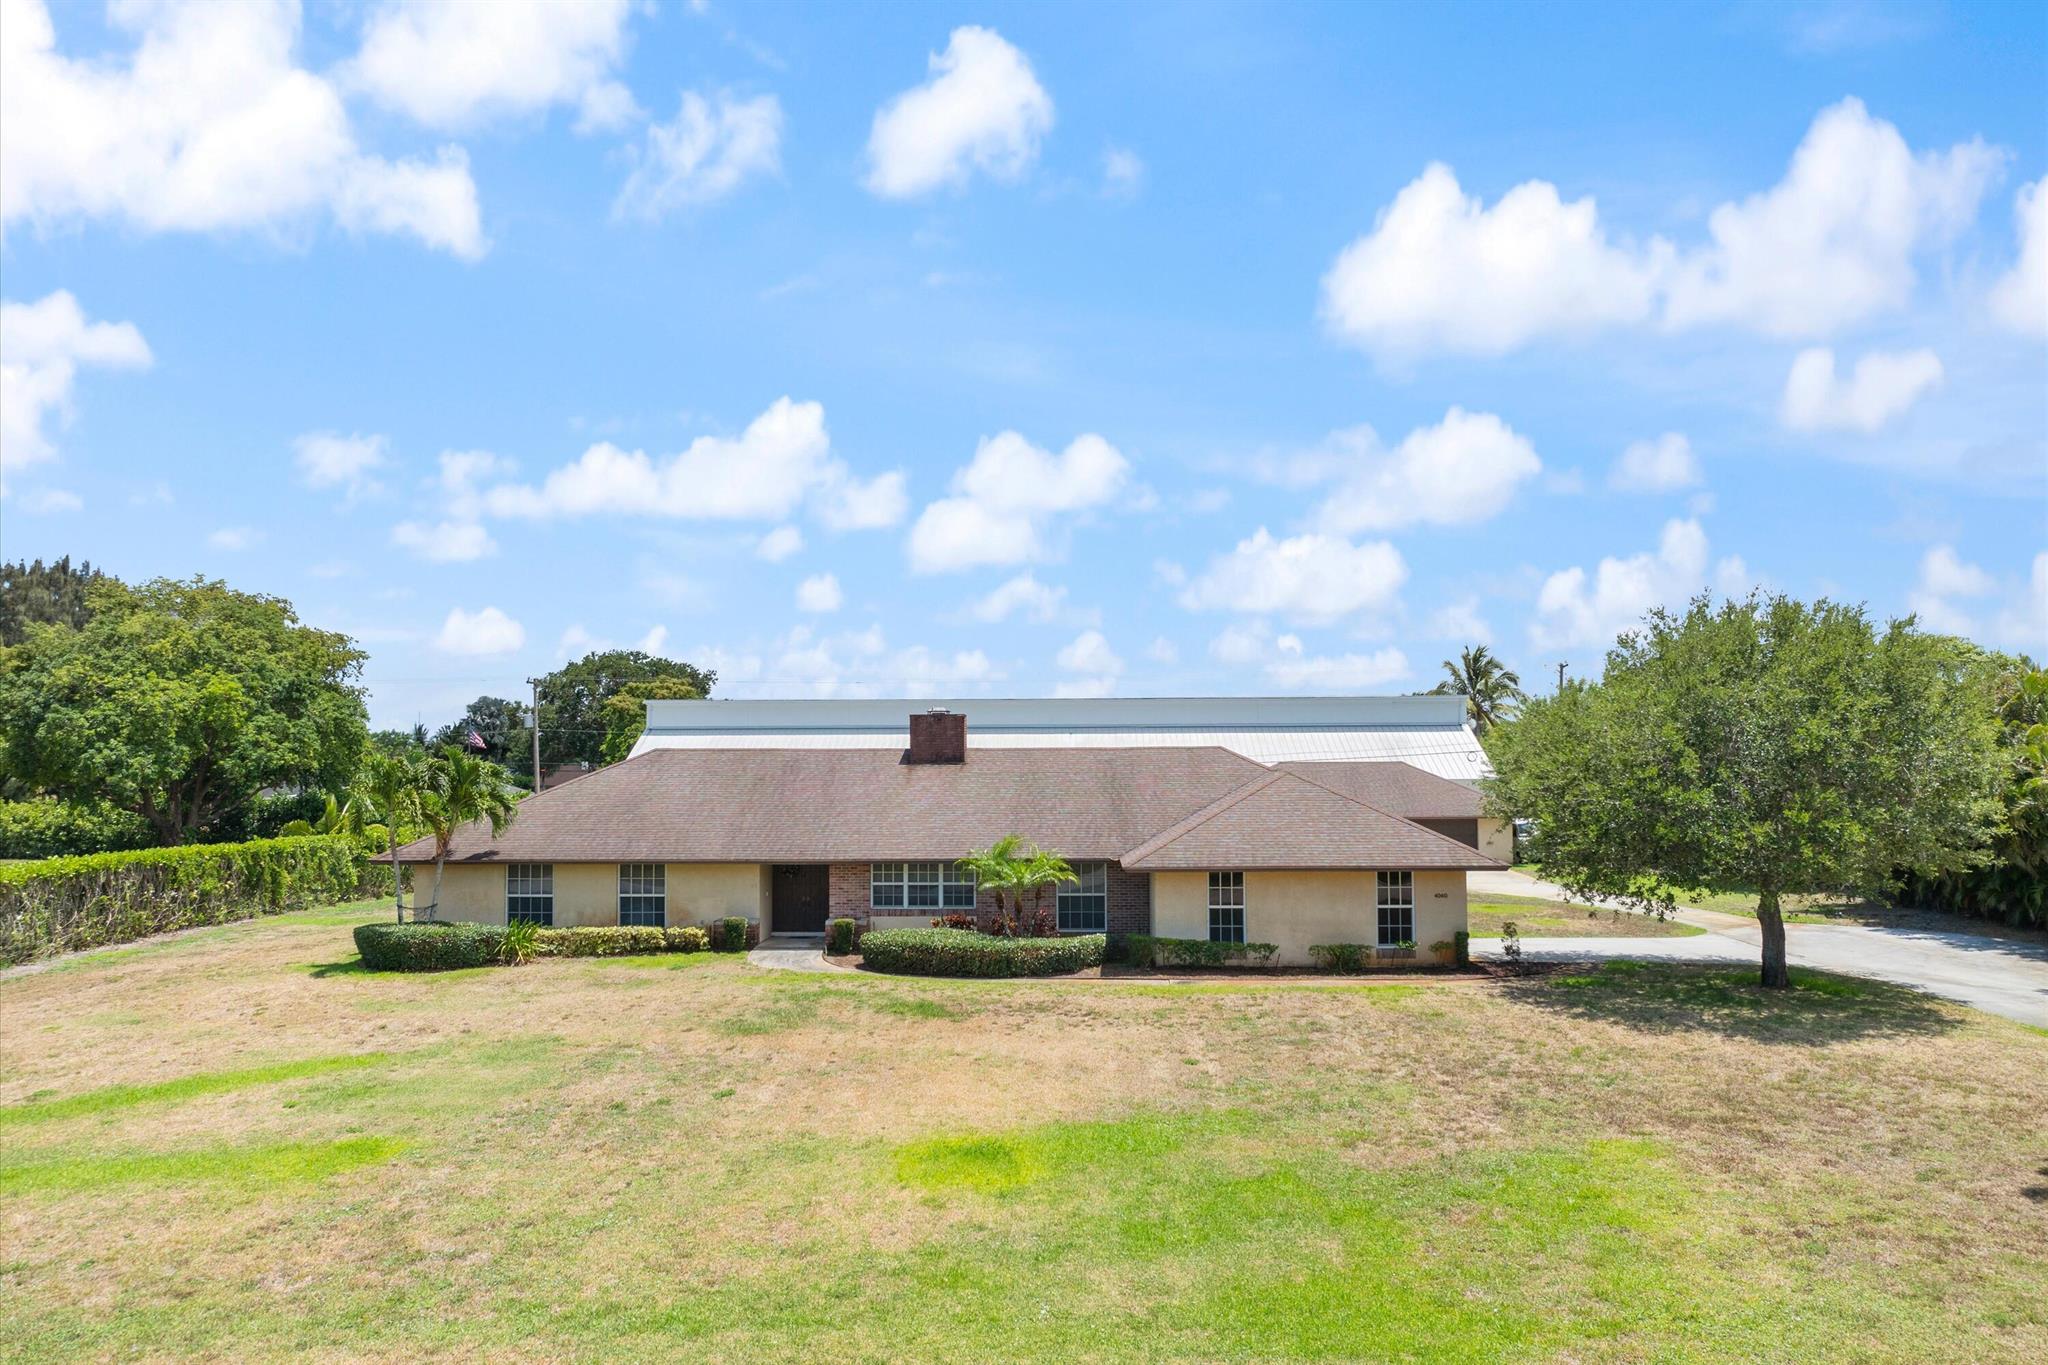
[[1429, 644, 1525, 734], [431, 696, 531, 776], [0, 556, 106, 645], [1486, 595, 2007, 987], [539, 649, 713, 768], [0, 577, 369, 845]]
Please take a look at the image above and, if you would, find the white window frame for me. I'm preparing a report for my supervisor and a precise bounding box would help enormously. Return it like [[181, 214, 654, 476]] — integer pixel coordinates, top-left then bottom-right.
[[507, 863, 554, 925], [1057, 862, 1109, 933], [871, 862, 976, 911], [1376, 870, 1415, 946], [618, 863, 666, 927], [1207, 871, 1245, 944]]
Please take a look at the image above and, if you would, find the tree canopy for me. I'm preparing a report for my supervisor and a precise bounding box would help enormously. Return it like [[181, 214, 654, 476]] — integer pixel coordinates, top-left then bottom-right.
[[541, 649, 714, 770], [0, 556, 106, 645], [0, 577, 369, 844], [1486, 594, 2008, 987], [1429, 644, 1525, 733]]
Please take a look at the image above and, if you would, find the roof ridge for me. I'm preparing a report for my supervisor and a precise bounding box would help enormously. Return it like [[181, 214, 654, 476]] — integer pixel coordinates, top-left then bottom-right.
[[1277, 763, 1501, 862], [1119, 768, 1289, 865]]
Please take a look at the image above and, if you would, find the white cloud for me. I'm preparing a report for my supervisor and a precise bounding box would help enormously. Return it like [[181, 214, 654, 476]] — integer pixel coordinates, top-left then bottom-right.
[[613, 90, 782, 220], [14, 486, 82, 513], [1320, 162, 1665, 357], [1320, 99, 2000, 357], [1905, 544, 1996, 635], [756, 525, 804, 561], [1264, 643, 1409, 691], [486, 397, 895, 527], [294, 431, 388, 501], [208, 526, 260, 551], [815, 469, 909, 530], [1180, 529, 1407, 625], [1531, 518, 1746, 649], [1146, 636, 1178, 665], [637, 624, 668, 655], [1056, 629, 1122, 676], [1996, 553, 2048, 653], [1989, 176, 2047, 337], [392, 519, 496, 563], [908, 431, 1129, 573], [1609, 433, 1701, 492], [969, 573, 1067, 623], [1428, 597, 1493, 644], [346, 0, 637, 131], [1, 0, 484, 259], [1102, 145, 1144, 198], [0, 290, 151, 476], [1209, 621, 1272, 666], [1781, 347, 1944, 433], [864, 26, 1052, 198], [436, 605, 525, 655], [705, 624, 998, 698], [1308, 408, 1542, 532], [556, 623, 607, 659], [796, 572, 843, 613]]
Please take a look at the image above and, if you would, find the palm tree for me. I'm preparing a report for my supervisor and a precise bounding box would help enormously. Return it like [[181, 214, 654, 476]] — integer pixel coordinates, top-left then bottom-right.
[[957, 835, 1025, 925], [418, 748, 520, 922], [357, 750, 431, 922], [1012, 847, 1077, 935], [1431, 645, 1526, 734]]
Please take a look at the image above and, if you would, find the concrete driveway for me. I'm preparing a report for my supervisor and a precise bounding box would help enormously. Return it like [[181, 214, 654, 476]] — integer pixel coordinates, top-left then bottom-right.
[[1468, 870, 2048, 1029]]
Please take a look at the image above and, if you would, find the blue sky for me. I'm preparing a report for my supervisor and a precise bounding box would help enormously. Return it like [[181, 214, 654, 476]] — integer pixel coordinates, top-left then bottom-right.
[[2, 0, 2043, 730]]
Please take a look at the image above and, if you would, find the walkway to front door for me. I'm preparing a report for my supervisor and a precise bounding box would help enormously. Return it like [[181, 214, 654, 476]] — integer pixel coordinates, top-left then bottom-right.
[[770, 864, 830, 935]]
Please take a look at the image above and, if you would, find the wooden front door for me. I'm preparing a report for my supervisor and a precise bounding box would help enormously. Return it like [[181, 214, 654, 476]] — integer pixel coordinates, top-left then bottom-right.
[[771, 864, 830, 935]]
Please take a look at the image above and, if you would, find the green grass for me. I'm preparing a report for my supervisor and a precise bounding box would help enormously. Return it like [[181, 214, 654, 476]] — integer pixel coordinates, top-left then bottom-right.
[[0, 1137, 407, 1194], [0, 1053, 391, 1127], [1467, 897, 1706, 939]]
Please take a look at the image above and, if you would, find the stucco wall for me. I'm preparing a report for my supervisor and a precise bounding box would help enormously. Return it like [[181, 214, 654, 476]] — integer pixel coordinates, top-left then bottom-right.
[[1151, 869, 1468, 966], [416, 862, 767, 928], [1477, 818, 1513, 863]]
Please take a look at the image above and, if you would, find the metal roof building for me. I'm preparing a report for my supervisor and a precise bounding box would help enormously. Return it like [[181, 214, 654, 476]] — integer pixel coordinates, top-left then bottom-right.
[[631, 695, 1492, 783]]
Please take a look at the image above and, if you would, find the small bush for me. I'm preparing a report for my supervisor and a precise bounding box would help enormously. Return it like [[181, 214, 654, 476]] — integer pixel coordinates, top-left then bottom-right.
[[1308, 943, 1369, 973], [535, 926, 669, 958], [930, 912, 976, 931], [666, 925, 711, 952], [1453, 930, 1470, 967], [354, 921, 503, 972], [1124, 935, 1278, 969], [713, 916, 751, 952], [500, 919, 540, 964], [826, 917, 858, 955], [859, 927, 1104, 978]]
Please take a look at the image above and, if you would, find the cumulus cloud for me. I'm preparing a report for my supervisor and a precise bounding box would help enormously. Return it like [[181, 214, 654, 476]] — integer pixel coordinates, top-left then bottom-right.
[[908, 431, 1129, 573], [1530, 519, 1748, 649], [294, 431, 388, 502], [1264, 640, 1409, 691], [16, 487, 82, 513], [864, 27, 1052, 198], [486, 398, 897, 528], [1101, 145, 1144, 198], [815, 469, 909, 531], [1180, 529, 1407, 626], [0, 290, 151, 477], [1306, 408, 1542, 532], [1905, 543, 1996, 635], [435, 605, 525, 655], [346, 0, 638, 132], [1781, 347, 1944, 432], [1989, 176, 2047, 337], [796, 572, 843, 613], [1428, 597, 1494, 645], [208, 526, 260, 551], [1, 0, 484, 258], [613, 90, 782, 220], [969, 573, 1068, 623], [392, 519, 496, 563], [1999, 553, 2048, 652], [1609, 433, 1701, 492], [700, 624, 998, 698], [1054, 628, 1124, 697], [756, 525, 804, 561], [1320, 99, 2000, 357]]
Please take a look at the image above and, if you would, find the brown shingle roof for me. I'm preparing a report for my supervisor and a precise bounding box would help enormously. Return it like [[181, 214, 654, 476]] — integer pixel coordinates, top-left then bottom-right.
[[1275, 760, 1485, 819], [1119, 770, 1497, 871]]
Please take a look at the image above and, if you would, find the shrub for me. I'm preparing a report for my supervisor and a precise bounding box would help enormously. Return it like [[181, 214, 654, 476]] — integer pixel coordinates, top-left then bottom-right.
[[666, 925, 711, 952], [1308, 943, 1369, 973], [534, 926, 669, 958], [1452, 930, 1470, 967], [826, 917, 858, 955], [354, 921, 504, 971], [859, 927, 1104, 978], [713, 916, 752, 952], [500, 919, 540, 964], [1124, 935, 1279, 969], [930, 912, 976, 931], [0, 835, 381, 966], [0, 799, 152, 859]]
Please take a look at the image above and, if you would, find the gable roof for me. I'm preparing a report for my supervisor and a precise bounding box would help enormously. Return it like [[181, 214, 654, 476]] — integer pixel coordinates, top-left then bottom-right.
[[1119, 770, 1495, 871], [1276, 761, 1484, 819]]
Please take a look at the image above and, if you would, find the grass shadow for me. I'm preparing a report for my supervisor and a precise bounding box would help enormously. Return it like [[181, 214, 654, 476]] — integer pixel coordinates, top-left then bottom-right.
[[1506, 961, 1962, 1044], [304, 958, 368, 977]]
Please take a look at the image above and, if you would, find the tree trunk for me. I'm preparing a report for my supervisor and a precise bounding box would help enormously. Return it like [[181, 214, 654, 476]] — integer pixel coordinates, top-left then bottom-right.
[[428, 855, 445, 924], [1756, 887, 1790, 989]]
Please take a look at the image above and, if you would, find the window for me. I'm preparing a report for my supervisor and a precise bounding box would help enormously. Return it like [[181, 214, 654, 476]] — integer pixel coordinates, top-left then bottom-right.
[[1376, 870, 1414, 946], [507, 864, 554, 925], [871, 862, 976, 911], [618, 863, 666, 927], [1208, 871, 1245, 943], [1057, 862, 1108, 932]]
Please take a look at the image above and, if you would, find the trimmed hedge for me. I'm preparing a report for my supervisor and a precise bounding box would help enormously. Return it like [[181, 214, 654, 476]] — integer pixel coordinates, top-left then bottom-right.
[[1125, 935, 1278, 969], [0, 835, 382, 966], [826, 917, 858, 955], [858, 927, 1105, 978], [353, 921, 717, 971], [0, 799, 151, 859], [713, 916, 753, 952]]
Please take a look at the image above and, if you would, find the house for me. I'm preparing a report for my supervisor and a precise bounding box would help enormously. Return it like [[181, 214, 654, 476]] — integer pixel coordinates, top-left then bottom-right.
[[387, 695, 1507, 966]]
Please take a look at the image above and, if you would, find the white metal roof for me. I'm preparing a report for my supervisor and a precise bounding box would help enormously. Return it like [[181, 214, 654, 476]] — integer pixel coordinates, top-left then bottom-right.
[[632, 695, 1492, 781]]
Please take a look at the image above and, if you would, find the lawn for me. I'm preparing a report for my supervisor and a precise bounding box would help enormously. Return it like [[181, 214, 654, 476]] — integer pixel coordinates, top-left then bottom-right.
[[2, 900, 2044, 1362], [1466, 895, 1706, 939]]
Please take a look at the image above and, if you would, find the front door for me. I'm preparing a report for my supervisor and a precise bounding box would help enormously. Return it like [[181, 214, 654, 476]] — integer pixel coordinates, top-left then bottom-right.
[[771, 864, 830, 935]]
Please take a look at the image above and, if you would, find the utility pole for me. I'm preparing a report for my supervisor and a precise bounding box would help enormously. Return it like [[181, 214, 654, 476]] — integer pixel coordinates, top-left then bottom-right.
[[1557, 661, 1567, 692], [528, 677, 543, 794]]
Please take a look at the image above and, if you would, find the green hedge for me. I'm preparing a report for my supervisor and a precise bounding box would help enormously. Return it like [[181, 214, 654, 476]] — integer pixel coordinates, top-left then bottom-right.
[[0, 835, 385, 966], [826, 917, 859, 955], [0, 799, 152, 859], [858, 927, 1105, 978], [353, 922, 717, 971], [1124, 935, 1278, 969]]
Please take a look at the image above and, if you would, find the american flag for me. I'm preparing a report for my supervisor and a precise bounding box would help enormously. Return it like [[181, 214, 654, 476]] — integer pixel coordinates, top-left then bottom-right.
[[465, 729, 488, 751]]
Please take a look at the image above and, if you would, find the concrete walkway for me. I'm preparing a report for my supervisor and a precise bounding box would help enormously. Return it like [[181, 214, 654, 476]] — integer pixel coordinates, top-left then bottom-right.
[[1469, 869, 2048, 1028], [746, 937, 850, 973]]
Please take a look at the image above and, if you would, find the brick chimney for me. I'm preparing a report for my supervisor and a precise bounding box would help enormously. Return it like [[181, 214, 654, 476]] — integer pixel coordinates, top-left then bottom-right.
[[907, 708, 967, 764]]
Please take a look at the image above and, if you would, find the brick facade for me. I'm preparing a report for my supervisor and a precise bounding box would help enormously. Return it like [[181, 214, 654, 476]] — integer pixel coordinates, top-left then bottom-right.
[[825, 859, 1152, 936], [1105, 862, 1151, 937]]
